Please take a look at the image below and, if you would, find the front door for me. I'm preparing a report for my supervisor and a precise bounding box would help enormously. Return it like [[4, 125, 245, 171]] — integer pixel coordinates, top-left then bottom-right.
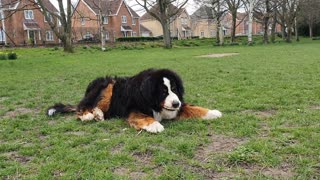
[[29, 30, 35, 45]]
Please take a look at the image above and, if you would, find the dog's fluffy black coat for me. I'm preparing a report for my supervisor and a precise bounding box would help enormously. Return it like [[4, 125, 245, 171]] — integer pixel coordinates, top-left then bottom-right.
[[48, 69, 184, 119]]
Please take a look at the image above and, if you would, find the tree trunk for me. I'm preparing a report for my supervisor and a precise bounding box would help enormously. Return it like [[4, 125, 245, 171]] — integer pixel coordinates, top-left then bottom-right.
[[216, 19, 221, 45], [309, 22, 313, 38], [263, 16, 269, 44], [248, 0, 254, 45], [295, 17, 299, 42], [270, 7, 277, 43], [63, 34, 74, 53], [231, 11, 237, 43], [219, 26, 224, 45], [286, 23, 292, 43], [162, 21, 172, 49]]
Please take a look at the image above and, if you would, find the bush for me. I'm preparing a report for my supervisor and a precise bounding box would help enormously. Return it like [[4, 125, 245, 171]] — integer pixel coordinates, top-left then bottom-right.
[[7, 52, 17, 60], [0, 52, 7, 60], [312, 37, 320, 40]]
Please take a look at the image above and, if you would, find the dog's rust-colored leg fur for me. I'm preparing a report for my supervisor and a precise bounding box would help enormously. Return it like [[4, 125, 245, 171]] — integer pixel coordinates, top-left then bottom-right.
[[96, 82, 114, 112], [127, 112, 164, 133], [127, 112, 156, 130], [177, 104, 222, 120], [77, 83, 114, 121], [177, 104, 209, 119]]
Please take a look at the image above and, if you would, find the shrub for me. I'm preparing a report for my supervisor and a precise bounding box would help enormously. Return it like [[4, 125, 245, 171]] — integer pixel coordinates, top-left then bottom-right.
[[0, 52, 7, 60], [7, 52, 17, 60], [312, 37, 320, 40]]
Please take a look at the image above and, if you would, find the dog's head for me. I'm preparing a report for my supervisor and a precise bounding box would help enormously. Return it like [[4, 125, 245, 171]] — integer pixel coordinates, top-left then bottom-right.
[[140, 69, 184, 114]]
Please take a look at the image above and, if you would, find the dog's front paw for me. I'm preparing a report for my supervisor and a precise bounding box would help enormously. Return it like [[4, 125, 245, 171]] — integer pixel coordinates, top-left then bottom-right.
[[142, 121, 164, 133], [93, 108, 104, 121], [202, 110, 222, 120]]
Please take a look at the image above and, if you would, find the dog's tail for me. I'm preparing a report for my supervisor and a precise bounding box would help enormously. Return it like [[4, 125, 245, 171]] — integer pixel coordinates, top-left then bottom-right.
[[47, 103, 77, 116]]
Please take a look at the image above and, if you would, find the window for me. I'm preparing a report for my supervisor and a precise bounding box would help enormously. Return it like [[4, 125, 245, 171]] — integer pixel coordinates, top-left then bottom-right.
[[46, 31, 54, 41], [81, 17, 85, 25], [132, 18, 136, 25], [103, 16, 108, 24], [105, 31, 109, 40], [24, 10, 34, 19], [132, 31, 137, 36], [44, 12, 53, 22], [121, 16, 127, 23], [201, 31, 205, 37], [181, 18, 187, 25]]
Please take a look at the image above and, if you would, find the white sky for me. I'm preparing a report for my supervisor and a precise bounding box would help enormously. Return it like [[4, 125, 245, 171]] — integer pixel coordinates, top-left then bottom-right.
[[50, 0, 198, 16]]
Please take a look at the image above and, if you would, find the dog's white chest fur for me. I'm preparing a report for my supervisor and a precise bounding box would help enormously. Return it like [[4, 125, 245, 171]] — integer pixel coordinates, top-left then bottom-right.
[[153, 110, 178, 121]]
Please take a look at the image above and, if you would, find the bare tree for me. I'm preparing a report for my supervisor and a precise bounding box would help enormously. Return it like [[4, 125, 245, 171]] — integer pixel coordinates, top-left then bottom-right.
[[244, 0, 258, 45], [224, 0, 244, 43], [299, 0, 320, 38], [31, 0, 74, 53], [135, 0, 188, 48], [276, 0, 299, 42]]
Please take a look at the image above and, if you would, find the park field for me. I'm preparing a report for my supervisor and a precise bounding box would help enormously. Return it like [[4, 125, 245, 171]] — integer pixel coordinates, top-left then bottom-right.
[[0, 40, 320, 179]]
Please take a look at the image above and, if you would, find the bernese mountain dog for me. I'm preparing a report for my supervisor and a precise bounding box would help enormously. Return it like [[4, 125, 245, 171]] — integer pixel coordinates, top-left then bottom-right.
[[47, 69, 222, 133]]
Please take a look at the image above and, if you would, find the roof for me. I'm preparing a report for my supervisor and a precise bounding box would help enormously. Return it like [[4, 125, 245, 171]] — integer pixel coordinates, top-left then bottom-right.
[[128, 6, 139, 18], [0, 0, 20, 10], [82, 0, 139, 17], [121, 25, 132, 31], [140, 24, 151, 32], [1, 0, 58, 12], [191, 6, 215, 19], [41, 0, 59, 13], [140, 3, 186, 21], [23, 19, 40, 30]]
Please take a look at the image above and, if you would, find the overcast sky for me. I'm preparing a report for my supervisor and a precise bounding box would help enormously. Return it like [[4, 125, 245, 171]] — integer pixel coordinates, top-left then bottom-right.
[[50, 0, 198, 16]]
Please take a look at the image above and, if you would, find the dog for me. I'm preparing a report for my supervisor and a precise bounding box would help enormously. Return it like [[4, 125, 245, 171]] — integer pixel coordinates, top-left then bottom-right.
[[47, 69, 222, 133]]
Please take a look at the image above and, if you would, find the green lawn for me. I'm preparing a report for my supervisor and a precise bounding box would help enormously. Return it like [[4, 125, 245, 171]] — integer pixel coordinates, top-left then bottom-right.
[[1, 40, 320, 179]]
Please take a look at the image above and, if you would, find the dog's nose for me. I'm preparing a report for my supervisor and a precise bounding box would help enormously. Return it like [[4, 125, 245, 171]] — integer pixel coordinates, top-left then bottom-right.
[[172, 100, 180, 108]]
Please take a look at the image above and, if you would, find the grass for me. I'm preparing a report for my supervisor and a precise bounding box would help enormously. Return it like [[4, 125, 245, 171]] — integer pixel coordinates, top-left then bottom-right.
[[0, 39, 320, 179]]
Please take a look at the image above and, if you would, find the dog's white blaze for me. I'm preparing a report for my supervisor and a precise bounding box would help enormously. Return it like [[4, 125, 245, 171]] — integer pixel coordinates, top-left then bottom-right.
[[163, 77, 181, 109], [47, 108, 56, 116], [142, 121, 164, 133], [202, 110, 222, 119]]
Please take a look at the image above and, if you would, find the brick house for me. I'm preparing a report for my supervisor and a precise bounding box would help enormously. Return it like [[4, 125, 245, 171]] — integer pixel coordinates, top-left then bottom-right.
[[191, 6, 217, 38], [0, 0, 60, 46], [72, 0, 140, 42], [222, 12, 281, 36], [140, 4, 192, 39]]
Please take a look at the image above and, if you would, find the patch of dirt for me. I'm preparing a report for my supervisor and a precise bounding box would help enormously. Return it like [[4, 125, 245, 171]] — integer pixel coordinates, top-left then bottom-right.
[[258, 122, 271, 138], [243, 163, 295, 178], [113, 167, 147, 179], [0, 96, 9, 102], [65, 131, 86, 136], [1, 107, 38, 119], [195, 134, 247, 162], [132, 151, 153, 164], [53, 170, 64, 177], [4, 152, 32, 164], [310, 105, 320, 110], [242, 109, 277, 118], [111, 143, 124, 155], [197, 53, 239, 58]]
